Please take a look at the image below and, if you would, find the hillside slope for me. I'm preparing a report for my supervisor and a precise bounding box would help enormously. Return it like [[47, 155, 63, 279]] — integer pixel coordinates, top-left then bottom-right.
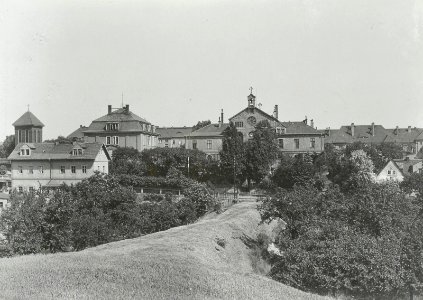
[[0, 199, 330, 300]]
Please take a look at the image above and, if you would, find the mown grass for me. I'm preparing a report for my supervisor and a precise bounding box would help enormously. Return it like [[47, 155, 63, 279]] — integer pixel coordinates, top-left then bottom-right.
[[0, 201, 330, 299]]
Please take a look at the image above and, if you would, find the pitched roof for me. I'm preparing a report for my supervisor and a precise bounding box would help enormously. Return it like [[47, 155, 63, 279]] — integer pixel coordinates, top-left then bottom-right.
[[325, 124, 389, 144], [377, 160, 404, 177], [67, 126, 88, 140], [229, 106, 281, 124], [384, 128, 423, 143], [12, 111, 44, 127], [93, 107, 149, 123], [156, 127, 193, 139], [8, 142, 110, 161], [188, 123, 230, 138], [280, 121, 322, 135]]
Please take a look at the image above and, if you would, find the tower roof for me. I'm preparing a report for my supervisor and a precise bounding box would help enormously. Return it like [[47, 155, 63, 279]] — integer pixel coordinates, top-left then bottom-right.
[[12, 111, 44, 127]]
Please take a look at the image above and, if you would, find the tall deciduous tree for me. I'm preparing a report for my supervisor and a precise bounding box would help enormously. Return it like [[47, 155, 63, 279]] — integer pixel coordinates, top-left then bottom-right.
[[192, 120, 211, 131], [0, 135, 15, 158], [244, 120, 278, 188], [219, 122, 246, 184], [110, 147, 146, 176]]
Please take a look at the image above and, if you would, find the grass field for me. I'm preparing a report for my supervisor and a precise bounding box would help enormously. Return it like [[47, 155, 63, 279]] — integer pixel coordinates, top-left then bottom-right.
[[0, 200, 331, 300]]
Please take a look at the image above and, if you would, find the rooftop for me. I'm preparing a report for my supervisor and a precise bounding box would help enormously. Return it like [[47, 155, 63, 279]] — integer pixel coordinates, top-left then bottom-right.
[[156, 127, 193, 139], [12, 111, 44, 127]]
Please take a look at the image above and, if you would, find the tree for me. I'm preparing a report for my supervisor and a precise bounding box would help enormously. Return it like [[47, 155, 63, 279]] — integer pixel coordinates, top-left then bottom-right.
[[192, 120, 211, 131], [0, 135, 15, 158], [244, 120, 279, 188], [219, 122, 246, 185], [110, 147, 146, 176], [272, 154, 318, 189], [344, 149, 376, 191], [44, 136, 72, 144]]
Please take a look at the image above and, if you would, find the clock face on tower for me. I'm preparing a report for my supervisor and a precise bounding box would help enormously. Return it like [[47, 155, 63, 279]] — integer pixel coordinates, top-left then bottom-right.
[[247, 116, 257, 126]]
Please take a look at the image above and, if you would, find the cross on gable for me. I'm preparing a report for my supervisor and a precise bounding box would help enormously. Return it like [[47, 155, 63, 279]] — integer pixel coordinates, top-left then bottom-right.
[[249, 87, 253, 94]]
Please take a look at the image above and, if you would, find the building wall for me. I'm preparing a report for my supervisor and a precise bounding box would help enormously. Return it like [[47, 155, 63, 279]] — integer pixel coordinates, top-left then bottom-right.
[[15, 126, 43, 146], [11, 150, 109, 191], [376, 162, 404, 182], [84, 133, 157, 152], [157, 137, 187, 148], [230, 109, 280, 141], [186, 137, 223, 160], [277, 135, 324, 154]]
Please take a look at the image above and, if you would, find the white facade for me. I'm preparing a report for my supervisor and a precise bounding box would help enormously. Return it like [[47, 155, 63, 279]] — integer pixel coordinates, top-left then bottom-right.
[[376, 161, 404, 183]]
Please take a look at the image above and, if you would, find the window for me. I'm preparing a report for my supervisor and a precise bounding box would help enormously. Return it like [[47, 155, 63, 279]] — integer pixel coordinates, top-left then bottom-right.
[[0, 202, 3, 209], [193, 140, 197, 150], [388, 170, 391, 175], [29, 166, 33, 174], [71, 166, 76, 174], [276, 127, 283, 134], [78, 149, 83, 155], [26, 149, 29, 155], [207, 140, 212, 149], [18, 166, 23, 174], [60, 166, 65, 174], [310, 138, 315, 149], [172, 140, 175, 145], [18, 186, 23, 193], [393, 170, 396, 175], [73, 149, 78, 155], [82, 165, 87, 174], [39, 166, 44, 173], [294, 139, 300, 149], [102, 166, 105, 173], [112, 136, 119, 145], [235, 121, 244, 128], [106, 136, 111, 145], [20, 148, 30, 156], [278, 138, 284, 148], [106, 123, 119, 131]]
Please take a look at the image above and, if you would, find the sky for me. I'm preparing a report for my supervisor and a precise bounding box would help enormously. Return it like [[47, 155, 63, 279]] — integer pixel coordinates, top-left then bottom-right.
[[1, 0, 423, 140]]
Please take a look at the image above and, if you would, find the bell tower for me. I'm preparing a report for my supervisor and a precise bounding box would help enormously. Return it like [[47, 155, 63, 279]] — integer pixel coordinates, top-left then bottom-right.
[[12, 110, 44, 146], [247, 87, 256, 108]]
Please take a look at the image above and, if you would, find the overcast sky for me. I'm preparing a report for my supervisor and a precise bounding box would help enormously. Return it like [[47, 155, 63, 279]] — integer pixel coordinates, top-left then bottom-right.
[[1, 0, 423, 140]]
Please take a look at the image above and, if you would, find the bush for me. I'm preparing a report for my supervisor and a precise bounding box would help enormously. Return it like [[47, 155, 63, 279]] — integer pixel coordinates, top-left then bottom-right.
[[259, 182, 423, 298]]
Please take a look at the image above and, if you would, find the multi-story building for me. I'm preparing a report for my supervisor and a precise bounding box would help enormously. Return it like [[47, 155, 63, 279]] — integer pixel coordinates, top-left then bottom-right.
[[8, 142, 110, 192], [185, 123, 229, 160], [156, 127, 193, 148], [83, 104, 158, 154]]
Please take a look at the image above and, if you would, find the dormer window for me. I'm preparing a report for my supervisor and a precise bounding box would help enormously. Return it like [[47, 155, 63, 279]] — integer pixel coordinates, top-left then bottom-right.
[[106, 123, 119, 131], [20, 146, 31, 156], [72, 148, 83, 156]]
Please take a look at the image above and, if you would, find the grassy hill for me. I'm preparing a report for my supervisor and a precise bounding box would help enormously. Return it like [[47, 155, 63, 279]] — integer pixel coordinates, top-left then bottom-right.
[[0, 199, 330, 299]]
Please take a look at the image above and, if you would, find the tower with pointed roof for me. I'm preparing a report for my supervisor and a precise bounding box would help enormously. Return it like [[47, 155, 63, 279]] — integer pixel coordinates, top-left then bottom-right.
[[12, 111, 44, 146]]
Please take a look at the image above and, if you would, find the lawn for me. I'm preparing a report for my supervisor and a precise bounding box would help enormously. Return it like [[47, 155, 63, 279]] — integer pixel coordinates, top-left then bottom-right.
[[0, 200, 330, 299]]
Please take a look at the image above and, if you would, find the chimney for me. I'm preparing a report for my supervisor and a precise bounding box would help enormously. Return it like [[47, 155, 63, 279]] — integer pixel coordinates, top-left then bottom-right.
[[221, 109, 224, 124], [218, 116, 221, 127], [327, 127, 331, 136], [304, 116, 308, 125], [108, 105, 112, 114], [125, 104, 129, 113], [80, 125, 83, 128], [395, 126, 399, 135], [371, 122, 375, 136], [351, 123, 355, 137], [273, 105, 279, 120], [310, 119, 314, 128], [408, 126, 411, 133]]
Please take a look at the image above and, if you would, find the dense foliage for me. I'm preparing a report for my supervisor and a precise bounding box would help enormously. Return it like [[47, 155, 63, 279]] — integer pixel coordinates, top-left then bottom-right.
[[192, 120, 211, 131], [0, 135, 15, 158], [0, 173, 217, 256], [259, 182, 423, 298]]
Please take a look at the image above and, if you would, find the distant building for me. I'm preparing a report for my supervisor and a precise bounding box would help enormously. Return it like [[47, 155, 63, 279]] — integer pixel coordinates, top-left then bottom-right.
[[376, 160, 404, 183], [67, 125, 88, 142], [156, 127, 193, 148], [186, 123, 229, 160], [393, 158, 423, 176], [384, 126, 423, 156], [13, 110, 44, 146], [324, 123, 390, 149], [0, 158, 11, 193], [83, 105, 158, 153], [8, 142, 110, 192]]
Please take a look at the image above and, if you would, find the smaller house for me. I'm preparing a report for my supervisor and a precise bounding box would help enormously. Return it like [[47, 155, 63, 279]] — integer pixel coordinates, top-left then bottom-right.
[[393, 158, 423, 176], [156, 127, 193, 148], [186, 123, 229, 161], [8, 142, 110, 192], [376, 160, 404, 183]]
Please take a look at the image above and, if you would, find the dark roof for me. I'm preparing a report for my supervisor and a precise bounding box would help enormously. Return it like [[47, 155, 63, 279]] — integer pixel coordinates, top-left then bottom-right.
[[8, 142, 110, 161], [280, 121, 322, 135], [377, 160, 404, 177], [188, 123, 230, 138], [93, 107, 149, 123], [67, 126, 88, 140], [84, 107, 157, 134], [12, 111, 44, 127], [156, 127, 193, 139], [325, 124, 389, 144], [384, 128, 423, 143]]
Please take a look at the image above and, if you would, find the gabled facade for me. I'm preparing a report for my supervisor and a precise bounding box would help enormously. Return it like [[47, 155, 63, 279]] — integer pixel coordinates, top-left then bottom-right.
[[7, 142, 110, 192], [156, 127, 193, 148], [376, 160, 404, 183], [83, 105, 158, 153]]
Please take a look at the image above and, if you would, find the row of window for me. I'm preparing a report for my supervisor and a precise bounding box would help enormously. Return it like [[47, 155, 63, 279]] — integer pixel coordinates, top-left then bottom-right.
[[106, 136, 119, 145], [191, 140, 213, 150], [278, 138, 316, 149], [17, 129, 42, 143], [18, 165, 88, 174]]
